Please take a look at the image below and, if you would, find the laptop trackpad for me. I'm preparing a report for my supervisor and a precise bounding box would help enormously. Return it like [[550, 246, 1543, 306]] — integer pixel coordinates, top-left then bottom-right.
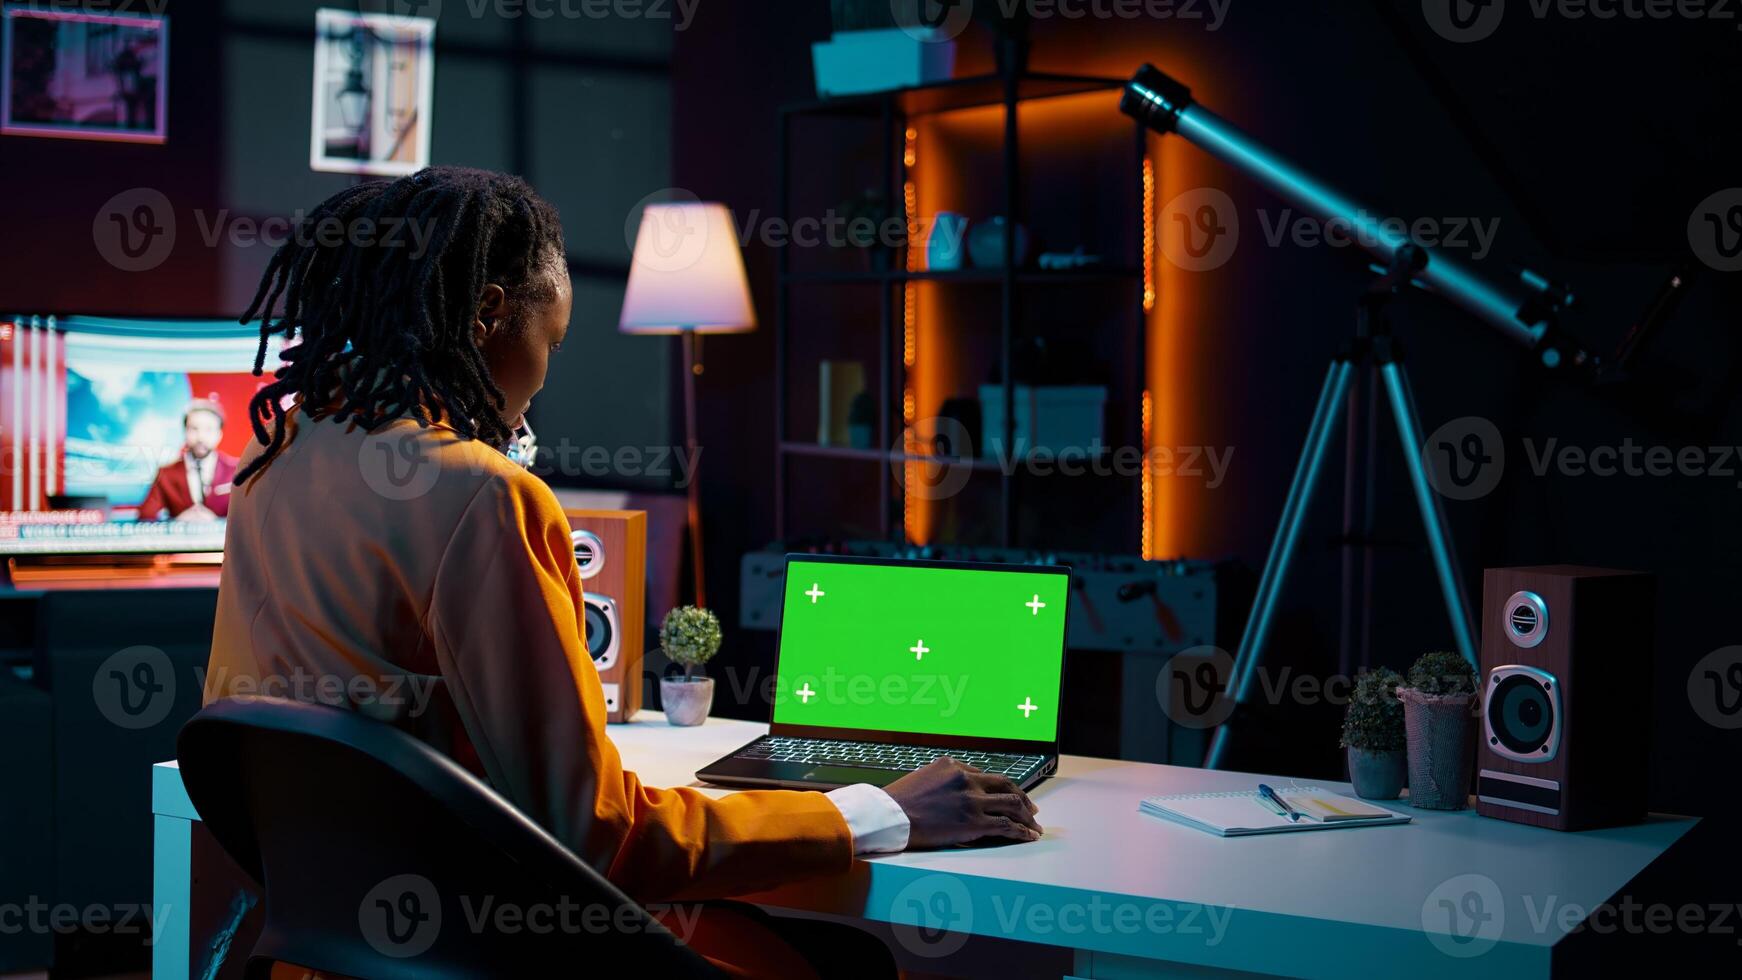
[[800, 765, 900, 787]]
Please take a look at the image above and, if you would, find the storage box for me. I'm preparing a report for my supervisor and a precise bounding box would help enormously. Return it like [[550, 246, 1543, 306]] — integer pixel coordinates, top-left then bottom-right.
[[811, 28, 956, 97], [978, 385, 1108, 458]]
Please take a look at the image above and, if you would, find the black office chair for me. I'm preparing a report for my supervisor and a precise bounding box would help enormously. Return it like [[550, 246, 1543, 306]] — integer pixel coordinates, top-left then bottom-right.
[[177, 697, 721, 979]]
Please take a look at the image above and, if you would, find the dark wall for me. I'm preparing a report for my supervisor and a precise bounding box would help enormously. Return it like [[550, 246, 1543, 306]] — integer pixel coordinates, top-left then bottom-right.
[[673, 2, 1742, 815]]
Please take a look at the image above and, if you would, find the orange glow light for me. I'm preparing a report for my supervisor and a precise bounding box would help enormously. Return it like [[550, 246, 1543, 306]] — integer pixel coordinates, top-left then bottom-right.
[[1142, 156, 1156, 314]]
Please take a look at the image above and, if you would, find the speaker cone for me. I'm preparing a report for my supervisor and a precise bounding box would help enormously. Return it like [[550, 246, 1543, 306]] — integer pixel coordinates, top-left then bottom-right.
[[582, 593, 620, 670], [1485, 665, 1561, 762]]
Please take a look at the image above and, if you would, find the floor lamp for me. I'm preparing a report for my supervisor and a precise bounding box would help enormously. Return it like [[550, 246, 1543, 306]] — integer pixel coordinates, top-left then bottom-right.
[[619, 202, 757, 609]]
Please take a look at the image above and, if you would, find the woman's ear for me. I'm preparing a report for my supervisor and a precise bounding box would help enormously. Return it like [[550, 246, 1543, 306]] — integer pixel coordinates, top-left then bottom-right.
[[473, 283, 510, 345]]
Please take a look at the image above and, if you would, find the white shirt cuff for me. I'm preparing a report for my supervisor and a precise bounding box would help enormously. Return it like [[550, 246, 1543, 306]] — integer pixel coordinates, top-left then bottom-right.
[[825, 783, 911, 854]]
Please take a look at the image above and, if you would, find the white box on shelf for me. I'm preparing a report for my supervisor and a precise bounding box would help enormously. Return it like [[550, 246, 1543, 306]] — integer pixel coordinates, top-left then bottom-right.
[[811, 28, 956, 97], [978, 385, 1108, 458]]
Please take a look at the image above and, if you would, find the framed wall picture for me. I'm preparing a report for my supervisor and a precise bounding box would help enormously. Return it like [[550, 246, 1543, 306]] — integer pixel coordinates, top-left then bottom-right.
[[1, 6, 169, 143], [310, 8, 434, 177]]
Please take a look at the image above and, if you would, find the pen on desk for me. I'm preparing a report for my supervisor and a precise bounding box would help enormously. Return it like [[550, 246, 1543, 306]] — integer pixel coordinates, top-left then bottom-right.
[[1258, 783, 1302, 822]]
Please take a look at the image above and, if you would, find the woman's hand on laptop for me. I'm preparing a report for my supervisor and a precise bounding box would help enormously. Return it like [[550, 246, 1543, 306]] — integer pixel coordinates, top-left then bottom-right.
[[886, 757, 1043, 848]]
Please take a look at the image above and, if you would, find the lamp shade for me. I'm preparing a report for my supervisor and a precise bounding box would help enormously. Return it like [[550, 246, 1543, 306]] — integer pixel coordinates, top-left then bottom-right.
[[618, 202, 757, 335]]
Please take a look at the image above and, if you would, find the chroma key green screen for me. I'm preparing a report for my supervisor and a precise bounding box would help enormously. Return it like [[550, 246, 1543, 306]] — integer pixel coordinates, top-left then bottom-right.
[[772, 559, 1068, 742]]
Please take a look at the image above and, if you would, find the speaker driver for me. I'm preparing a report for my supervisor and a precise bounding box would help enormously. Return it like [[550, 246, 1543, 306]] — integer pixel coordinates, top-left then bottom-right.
[[572, 529, 606, 579], [1485, 665, 1561, 763], [582, 593, 620, 671]]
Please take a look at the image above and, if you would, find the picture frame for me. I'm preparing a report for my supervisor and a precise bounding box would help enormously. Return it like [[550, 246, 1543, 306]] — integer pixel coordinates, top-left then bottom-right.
[[1, 6, 169, 144], [309, 7, 435, 177]]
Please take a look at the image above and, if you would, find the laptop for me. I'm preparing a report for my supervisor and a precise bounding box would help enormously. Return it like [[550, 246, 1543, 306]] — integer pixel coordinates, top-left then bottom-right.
[[697, 554, 1069, 791]]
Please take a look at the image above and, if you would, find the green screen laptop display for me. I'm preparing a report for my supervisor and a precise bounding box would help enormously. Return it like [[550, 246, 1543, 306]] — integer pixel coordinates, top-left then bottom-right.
[[773, 559, 1067, 743]]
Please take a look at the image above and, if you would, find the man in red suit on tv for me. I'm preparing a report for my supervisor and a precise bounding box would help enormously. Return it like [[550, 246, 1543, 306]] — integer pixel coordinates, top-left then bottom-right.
[[139, 399, 239, 521]]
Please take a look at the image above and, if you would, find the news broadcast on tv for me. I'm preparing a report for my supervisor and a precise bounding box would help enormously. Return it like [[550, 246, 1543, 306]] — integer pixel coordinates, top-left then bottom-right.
[[0, 316, 282, 556]]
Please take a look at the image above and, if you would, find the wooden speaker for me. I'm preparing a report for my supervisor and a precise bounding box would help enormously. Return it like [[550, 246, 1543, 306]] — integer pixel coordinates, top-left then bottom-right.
[[1476, 565, 1654, 831], [564, 509, 646, 723]]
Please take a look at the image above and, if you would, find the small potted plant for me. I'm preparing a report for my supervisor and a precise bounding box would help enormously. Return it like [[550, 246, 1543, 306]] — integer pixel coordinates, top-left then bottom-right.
[[658, 606, 722, 727], [1397, 650, 1479, 809], [1341, 667, 1408, 800]]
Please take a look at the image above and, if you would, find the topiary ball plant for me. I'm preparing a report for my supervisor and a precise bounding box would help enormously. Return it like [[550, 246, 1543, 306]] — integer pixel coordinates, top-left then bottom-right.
[[660, 606, 722, 681], [1405, 650, 1478, 696], [1341, 667, 1406, 751]]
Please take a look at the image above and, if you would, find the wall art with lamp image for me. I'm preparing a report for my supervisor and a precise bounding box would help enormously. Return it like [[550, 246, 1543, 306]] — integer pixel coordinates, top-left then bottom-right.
[[309, 7, 434, 177]]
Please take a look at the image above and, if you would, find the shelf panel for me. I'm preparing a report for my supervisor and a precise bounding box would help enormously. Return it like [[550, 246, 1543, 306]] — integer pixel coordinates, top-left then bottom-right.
[[783, 73, 1127, 119], [782, 267, 1142, 285], [780, 442, 1129, 474], [780, 441, 1004, 472]]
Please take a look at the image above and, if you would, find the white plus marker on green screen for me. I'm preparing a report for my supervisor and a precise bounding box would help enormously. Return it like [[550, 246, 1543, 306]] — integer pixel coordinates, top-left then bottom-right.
[[1017, 697, 1038, 718], [910, 640, 929, 661], [1026, 594, 1046, 615], [805, 583, 825, 603]]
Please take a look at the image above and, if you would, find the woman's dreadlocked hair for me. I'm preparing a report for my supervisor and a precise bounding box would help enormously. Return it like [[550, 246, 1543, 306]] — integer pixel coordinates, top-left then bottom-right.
[[233, 166, 565, 486]]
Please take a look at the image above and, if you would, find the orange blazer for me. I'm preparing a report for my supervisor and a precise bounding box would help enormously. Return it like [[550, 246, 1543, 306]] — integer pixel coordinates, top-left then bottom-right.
[[203, 411, 852, 902]]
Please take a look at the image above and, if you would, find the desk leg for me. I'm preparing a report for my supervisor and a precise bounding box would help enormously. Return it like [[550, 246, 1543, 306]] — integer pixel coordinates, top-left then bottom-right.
[[153, 814, 191, 980]]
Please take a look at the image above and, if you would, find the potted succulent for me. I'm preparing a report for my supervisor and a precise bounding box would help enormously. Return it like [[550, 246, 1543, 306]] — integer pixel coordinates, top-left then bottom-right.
[[1340, 667, 1407, 800], [658, 606, 722, 727], [1397, 650, 1479, 809]]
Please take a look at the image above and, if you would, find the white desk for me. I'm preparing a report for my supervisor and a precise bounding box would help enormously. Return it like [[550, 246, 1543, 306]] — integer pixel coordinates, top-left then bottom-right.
[[153, 713, 1697, 979]]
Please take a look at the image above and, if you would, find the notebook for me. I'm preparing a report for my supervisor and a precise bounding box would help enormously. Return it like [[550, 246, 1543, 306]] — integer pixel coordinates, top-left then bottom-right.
[[1138, 786, 1411, 837]]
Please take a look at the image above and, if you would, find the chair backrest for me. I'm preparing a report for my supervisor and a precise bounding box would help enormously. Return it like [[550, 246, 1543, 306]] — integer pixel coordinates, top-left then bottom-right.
[[177, 697, 719, 979]]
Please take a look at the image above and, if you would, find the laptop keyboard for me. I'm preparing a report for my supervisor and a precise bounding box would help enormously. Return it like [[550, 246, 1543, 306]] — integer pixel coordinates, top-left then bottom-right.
[[733, 736, 1047, 780]]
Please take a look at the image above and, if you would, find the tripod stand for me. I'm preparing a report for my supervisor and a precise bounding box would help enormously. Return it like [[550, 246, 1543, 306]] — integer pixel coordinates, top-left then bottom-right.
[[1204, 246, 1479, 770]]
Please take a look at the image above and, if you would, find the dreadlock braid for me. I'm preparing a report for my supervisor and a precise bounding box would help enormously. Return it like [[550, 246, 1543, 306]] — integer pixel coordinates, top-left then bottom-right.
[[233, 166, 565, 486]]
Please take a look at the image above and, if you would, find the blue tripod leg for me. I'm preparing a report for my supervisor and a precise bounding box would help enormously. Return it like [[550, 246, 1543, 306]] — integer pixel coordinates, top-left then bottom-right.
[[1206, 359, 1356, 769], [1378, 361, 1478, 667]]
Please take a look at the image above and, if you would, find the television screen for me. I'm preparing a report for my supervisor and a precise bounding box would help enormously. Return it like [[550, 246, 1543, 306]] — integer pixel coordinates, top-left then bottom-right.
[[0, 315, 283, 556]]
